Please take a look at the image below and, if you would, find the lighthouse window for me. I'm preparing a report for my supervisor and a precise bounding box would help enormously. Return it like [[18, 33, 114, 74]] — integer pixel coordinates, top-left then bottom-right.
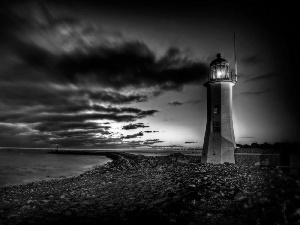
[[213, 122, 220, 132], [213, 105, 220, 113]]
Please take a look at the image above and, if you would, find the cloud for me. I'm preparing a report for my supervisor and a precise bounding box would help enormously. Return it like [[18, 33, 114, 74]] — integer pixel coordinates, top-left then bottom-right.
[[125, 140, 144, 146], [144, 131, 159, 133], [144, 139, 164, 145], [239, 88, 272, 96], [15, 41, 209, 92], [168, 99, 201, 106], [185, 99, 201, 104], [168, 101, 183, 106], [0, 110, 157, 124], [0, 123, 32, 136], [122, 123, 150, 130], [0, 1, 208, 148], [87, 91, 148, 104], [1, 4, 208, 92], [33, 122, 110, 132], [122, 132, 143, 139], [185, 141, 197, 144], [0, 82, 149, 112]]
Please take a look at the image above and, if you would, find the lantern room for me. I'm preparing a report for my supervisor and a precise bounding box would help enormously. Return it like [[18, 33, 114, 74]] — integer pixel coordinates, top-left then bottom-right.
[[203, 53, 237, 86]]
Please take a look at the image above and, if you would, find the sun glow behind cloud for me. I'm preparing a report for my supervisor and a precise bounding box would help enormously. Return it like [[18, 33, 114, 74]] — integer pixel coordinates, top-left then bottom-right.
[[0, 1, 299, 149]]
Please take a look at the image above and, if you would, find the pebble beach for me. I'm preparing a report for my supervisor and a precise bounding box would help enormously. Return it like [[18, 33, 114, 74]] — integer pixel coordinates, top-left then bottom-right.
[[1, 152, 300, 225]]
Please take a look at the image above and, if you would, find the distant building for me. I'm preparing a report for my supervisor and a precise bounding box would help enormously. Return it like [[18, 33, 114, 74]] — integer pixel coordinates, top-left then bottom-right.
[[201, 53, 237, 164]]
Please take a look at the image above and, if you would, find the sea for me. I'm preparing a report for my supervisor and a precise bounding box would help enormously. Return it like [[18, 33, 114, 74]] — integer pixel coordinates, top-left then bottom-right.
[[0, 148, 201, 187]]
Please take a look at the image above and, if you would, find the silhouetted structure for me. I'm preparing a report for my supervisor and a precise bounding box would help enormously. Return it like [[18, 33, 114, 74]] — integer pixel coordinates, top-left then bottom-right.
[[201, 53, 237, 164]]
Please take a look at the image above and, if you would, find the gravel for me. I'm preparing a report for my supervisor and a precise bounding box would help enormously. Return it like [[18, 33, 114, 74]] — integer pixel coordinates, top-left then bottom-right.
[[1, 152, 300, 225]]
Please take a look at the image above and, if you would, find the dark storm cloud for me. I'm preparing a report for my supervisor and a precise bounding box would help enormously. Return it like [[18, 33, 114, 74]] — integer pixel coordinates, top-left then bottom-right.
[[122, 132, 143, 139], [12, 37, 208, 91], [245, 73, 275, 83], [122, 123, 150, 130], [45, 104, 156, 115], [168, 101, 183, 106], [0, 78, 158, 147], [0, 110, 157, 124], [87, 91, 148, 104], [62, 44, 207, 90], [0, 2, 207, 89], [0, 82, 149, 110], [239, 88, 272, 96]]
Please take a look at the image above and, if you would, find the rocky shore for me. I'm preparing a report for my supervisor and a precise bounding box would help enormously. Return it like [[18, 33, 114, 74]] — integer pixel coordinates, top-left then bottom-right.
[[1, 152, 300, 225]]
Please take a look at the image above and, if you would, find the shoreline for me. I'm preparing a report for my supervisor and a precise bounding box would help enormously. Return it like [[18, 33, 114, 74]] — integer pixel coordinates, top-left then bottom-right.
[[0, 150, 113, 188], [0, 149, 195, 188], [1, 152, 300, 225]]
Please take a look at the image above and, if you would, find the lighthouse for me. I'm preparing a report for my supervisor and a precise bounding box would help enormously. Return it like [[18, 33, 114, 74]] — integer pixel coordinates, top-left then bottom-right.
[[201, 53, 237, 164]]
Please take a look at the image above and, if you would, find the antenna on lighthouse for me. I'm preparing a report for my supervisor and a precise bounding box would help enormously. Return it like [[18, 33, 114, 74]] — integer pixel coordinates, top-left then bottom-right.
[[234, 33, 238, 78]]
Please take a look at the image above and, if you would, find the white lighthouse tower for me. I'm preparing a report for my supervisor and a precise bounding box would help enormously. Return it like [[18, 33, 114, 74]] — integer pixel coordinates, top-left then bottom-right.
[[201, 53, 237, 164]]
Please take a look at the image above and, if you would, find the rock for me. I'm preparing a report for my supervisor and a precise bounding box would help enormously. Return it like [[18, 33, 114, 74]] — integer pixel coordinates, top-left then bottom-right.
[[64, 211, 72, 217], [100, 209, 107, 214], [0, 152, 299, 225], [190, 199, 196, 206], [82, 201, 90, 206], [180, 210, 188, 215], [28, 220, 35, 225], [294, 208, 300, 216], [0, 203, 12, 211], [243, 203, 250, 209], [170, 218, 176, 223], [234, 192, 246, 201], [150, 198, 167, 206], [259, 197, 270, 203]]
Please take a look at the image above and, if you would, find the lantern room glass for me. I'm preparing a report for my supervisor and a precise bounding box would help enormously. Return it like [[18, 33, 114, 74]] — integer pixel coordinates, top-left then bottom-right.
[[210, 64, 229, 80], [203, 53, 237, 85]]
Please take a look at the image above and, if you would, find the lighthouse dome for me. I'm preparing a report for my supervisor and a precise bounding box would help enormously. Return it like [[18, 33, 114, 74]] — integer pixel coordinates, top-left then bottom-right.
[[203, 53, 236, 85], [209, 53, 228, 67]]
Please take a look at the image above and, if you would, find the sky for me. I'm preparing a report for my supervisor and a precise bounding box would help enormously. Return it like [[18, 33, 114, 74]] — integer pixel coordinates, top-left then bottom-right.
[[0, 0, 299, 149]]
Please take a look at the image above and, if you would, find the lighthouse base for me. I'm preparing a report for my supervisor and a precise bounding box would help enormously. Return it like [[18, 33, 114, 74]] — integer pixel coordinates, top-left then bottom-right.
[[201, 134, 235, 164]]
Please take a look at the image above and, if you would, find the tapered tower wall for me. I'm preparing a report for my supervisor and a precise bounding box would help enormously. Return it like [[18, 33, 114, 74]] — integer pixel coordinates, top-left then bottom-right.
[[201, 82, 235, 164]]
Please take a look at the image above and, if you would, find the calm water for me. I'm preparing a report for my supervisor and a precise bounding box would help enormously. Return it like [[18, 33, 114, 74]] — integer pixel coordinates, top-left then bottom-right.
[[127, 150, 202, 157], [0, 148, 201, 187], [0, 148, 111, 187]]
